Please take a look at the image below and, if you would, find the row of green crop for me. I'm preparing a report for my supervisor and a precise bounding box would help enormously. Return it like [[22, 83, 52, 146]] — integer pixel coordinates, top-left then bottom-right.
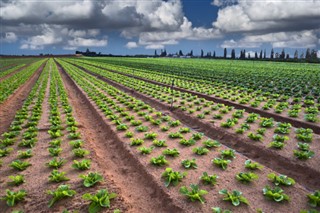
[[0, 64, 26, 79], [57, 59, 319, 212], [0, 58, 41, 70], [0, 59, 46, 103]]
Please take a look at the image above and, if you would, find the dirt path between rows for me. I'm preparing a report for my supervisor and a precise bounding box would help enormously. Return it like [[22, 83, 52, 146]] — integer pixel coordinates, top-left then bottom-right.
[[75, 64, 320, 190], [77, 62, 320, 134], [0, 61, 46, 135], [57, 61, 185, 213], [0, 64, 30, 82]]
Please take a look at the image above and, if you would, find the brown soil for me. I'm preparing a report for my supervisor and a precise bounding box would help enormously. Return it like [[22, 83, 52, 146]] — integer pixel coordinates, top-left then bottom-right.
[[0, 64, 31, 82], [74, 64, 320, 190], [56, 60, 318, 213], [80, 62, 319, 134], [0, 61, 46, 135]]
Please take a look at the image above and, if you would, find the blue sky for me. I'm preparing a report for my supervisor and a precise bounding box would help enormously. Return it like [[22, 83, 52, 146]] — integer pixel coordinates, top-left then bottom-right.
[[1, 0, 319, 57]]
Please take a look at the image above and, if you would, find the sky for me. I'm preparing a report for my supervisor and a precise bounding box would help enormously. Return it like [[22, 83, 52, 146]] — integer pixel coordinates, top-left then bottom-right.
[[0, 0, 320, 57]]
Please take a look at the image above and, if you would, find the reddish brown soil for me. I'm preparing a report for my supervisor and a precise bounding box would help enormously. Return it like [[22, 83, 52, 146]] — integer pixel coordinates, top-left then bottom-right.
[[0, 62, 46, 135], [80, 62, 319, 134], [56, 61, 318, 213], [75, 65, 320, 190], [0, 64, 31, 82]]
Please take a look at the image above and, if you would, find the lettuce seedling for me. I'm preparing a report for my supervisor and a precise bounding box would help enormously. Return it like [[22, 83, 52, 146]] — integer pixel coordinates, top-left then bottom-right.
[[150, 155, 168, 166], [73, 148, 90, 158], [294, 150, 315, 160], [179, 184, 208, 204], [8, 175, 25, 186], [200, 172, 218, 186], [69, 140, 84, 148], [48, 147, 62, 157], [47, 185, 76, 208], [153, 139, 167, 147], [49, 170, 70, 183], [17, 149, 33, 159], [262, 186, 289, 202], [179, 139, 196, 146], [0, 147, 13, 157], [10, 160, 31, 171], [219, 189, 249, 206], [193, 147, 209, 155], [212, 207, 232, 213], [163, 148, 180, 157], [83, 189, 117, 213], [307, 190, 320, 207], [1, 189, 27, 206], [130, 138, 144, 146], [181, 159, 197, 169], [161, 168, 186, 187], [72, 159, 91, 170], [236, 172, 258, 183], [220, 149, 236, 159], [212, 158, 231, 170], [47, 158, 66, 169], [68, 132, 81, 139], [267, 173, 295, 186], [80, 172, 104, 187], [138, 146, 154, 155], [244, 160, 263, 170], [203, 139, 221, 148]]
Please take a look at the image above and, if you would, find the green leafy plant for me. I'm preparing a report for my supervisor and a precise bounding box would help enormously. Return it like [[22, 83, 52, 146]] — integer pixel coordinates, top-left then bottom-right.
[[220, 149, 236, 159], [212, 207, 233, 213], [203, 139, 221, 148], [82, 189, 117, 213], [47, 157, 65, 169], [193, 147, 209, 155], [80, 172, 104, 187], [47, 185, 76, 208], [244, 160, 263, 170], [144, 132, 158, 139], [153, 139, 167, 147], [192, 132, 204, 140], [138, 146, 154, 155], [260, 117, 274, 128], [8, 175, 25, 186], [0, 147, 13, 157], [307, 190, 320, 207], [72, 159, 91, 170], [69, 140, 84, 148], [294, 150, 315, 160], [116, 124, 128, 131], [135, 125, 149, 132], [179, 184, 208, 204], [236, 172, 258, 183], [1, 189, 27, 207], [179, 138, 196, 146], [124, 131, 134, 138], [73, 148, 90, 158], [48, 147, 62, 156], [200, 172, 218, 186], [49, 170, 70, 183], [267, 173, 295, 186], [181, 159, 197, 169], [168, 132, 184, 139], [161, 168, 186, 187], [49, 139, 62, 147], [10, 160, 31, 171], [296, 128, 313, 142], [212, 158, 231, 170], [130, 138, 144, 146], [262, 186, 289, 202], [247, 132, 263, 141], [150, 155, 168, 166], [17, 149, 33, 159], [219, 189, 249, 206], [68, 132, 81, 139], [163, 148, 180, 157]]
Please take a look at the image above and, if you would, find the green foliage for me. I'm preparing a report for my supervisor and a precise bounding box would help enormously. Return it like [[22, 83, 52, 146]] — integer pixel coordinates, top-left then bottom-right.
[[307, 190, 320, 207], [181, 158, 197, 169], [179, 138, 196, 146], [150, 155, 168, 166], [1, 189, 27, 207], [47, 185, 76, 208], [80, 172, 104, 187], [17, 149, 33, 159], [130, 138, 144, 146], [296, 128, 313, 142], [212, 207, 233, 213], [138, 146, 154, 155], [179, 184, 208, 204], [161, 168, 186, 187], [267, 173, 295, 186], [260, 117, 274, 128], [144, 132, 158, 139], [135, 125, 149, 132], [212, 158, 231, 170], [219, 189, 249, 206], [46, 157, 66, 169], [193, 147, 209, 155], [220, 149, 236, 159], [72, 159, 91, 170], [152, 139, 167, 147], [48, 147, 62, 156], [0, 147, 13, 157], [294, 150, 315, 160], [262, 186, 289, 202], [49, 170, 70, 183], [83, 189, 117, 213], [124, 131, 134, 138], [116, 124, 128, 131], [200, 172, 218, 186], [168, 132, 184, 139], [203, 139, 221, 148], [163, 148, 180, 157], [192, 132, 204, 140], [73, 148, 90, 158], [10, 160, 31, 171], [69, 140, 84, 148], [236, 172, 258, 183], [8, 175, 25, 186], [68, 132, 81, 139], [244, 160, 263, 170]]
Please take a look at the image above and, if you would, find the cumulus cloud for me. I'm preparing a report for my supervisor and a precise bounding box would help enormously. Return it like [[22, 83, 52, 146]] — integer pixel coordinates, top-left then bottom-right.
[[1, 32, 17, 43], [125, 42, 138, 49]]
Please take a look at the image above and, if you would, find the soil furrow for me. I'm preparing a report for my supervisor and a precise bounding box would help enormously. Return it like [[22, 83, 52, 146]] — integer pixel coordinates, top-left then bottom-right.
[[0, 61, 47, 135], [73, 63, 320, 190], [75, 61, 320, 134], [56, 61, 185, 213]]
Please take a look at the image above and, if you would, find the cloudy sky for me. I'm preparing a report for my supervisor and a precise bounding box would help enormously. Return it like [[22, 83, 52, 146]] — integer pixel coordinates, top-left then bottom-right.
[[1, 0, 319, 56]]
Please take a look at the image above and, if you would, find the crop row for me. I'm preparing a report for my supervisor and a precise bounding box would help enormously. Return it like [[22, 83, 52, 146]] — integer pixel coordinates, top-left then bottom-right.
[[57, 59, 319, 212], [0, 64, 26, 79], [62, 59, 320, 174], [0, 60, 46, 104]]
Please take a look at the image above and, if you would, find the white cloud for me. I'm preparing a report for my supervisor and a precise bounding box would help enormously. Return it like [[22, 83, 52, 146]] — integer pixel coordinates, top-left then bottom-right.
[[67, 38, 107, 47], [145, 44, 165, 49], [125, 42, 138, 49], [1, 32, 17, 43]]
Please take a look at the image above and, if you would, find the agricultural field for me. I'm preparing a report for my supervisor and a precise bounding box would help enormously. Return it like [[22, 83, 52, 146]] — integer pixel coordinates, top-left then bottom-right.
[[0, 57, 319, 213]]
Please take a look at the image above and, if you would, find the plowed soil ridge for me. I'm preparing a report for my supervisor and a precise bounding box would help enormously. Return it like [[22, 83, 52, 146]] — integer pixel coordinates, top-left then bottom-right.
[[76, 61, 320, 134], [56, 61, 185, 213], [0, 61, 46, 135], [72, 63, 320, 190]]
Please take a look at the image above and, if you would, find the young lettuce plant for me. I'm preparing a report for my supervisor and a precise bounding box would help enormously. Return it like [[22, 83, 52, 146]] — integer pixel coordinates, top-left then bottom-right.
[[153, 139, 167, 147], [181, 159, 197, 169], [212, 207, 233, 213], [73, 148, 90, 158], [213, 158, 231, 170], [8, 175, 25, 186], [47, 185, 76, 208], [150, 155, 168, 166], [161, 168, 186, 187], [72, 159, 91, 170], [202, 139, 221, 148], [235, 172, 259, 184], [219, 189, 249, 206], [17, 149, 33, 159], [179, 184, 208, 204], [46, 158, 66, 169], [163, 148, 180, 157], [200, 172, 218, 186], [267, 173, 295, 186], [262, 186, 289, 202], [193, 147, 209, 155], [1, 189, 27, 207], [49, 170, 70, 183], [307, 190, 320, 207], [10, 160, 31, 171], [244, 160, 264, 170], [82, 189, 117, 213], [79, 172, 104, 187], [138, 146, 154, 155]]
